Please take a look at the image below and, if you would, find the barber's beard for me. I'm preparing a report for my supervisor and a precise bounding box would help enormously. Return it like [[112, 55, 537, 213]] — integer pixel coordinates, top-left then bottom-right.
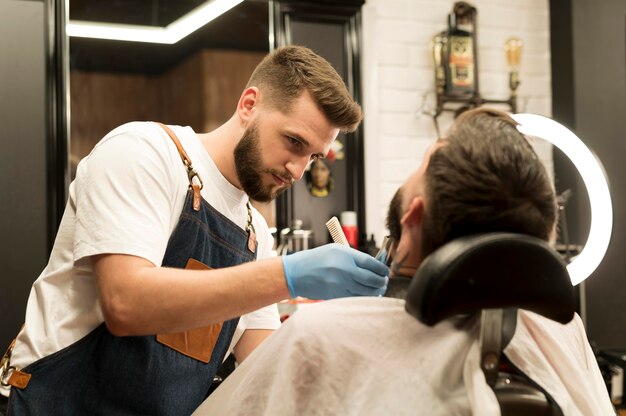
[[234, 122, 292, 202]]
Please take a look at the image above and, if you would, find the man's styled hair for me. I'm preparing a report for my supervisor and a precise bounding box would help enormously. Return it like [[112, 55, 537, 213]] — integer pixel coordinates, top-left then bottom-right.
[[421, 108, 558, 259], [246, 45, 362, 132]]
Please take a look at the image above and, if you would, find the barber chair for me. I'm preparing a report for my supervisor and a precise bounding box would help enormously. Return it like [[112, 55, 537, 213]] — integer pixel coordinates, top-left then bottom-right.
[[404, 232, 575, 416]]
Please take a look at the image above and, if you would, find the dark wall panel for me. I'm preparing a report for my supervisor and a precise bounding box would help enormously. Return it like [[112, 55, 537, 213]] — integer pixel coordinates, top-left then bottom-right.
[[272, 1, 365, 248], [289, 20, 350, 246], [0, 0, 49, 349], [567, 0, 626, 348]]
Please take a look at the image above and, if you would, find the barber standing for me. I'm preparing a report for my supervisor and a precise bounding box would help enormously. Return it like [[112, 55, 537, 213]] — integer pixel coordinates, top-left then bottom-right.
[[0, 45, 388, 415]]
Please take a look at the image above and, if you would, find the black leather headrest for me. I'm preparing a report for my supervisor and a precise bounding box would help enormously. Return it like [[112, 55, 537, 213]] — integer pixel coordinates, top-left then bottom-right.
[[404, 233, 575, 326]]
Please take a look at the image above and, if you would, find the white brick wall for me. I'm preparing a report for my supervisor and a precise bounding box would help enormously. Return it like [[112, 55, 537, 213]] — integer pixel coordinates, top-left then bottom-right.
[[362, 0, 553, 245]]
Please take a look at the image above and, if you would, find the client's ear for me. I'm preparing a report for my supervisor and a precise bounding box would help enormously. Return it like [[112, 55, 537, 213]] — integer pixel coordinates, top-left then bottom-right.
[[396, 196, 426, 271], [401, 196, 425, 227]]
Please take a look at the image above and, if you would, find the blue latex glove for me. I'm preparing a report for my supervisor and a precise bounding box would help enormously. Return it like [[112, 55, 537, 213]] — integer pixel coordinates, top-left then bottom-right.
[[282, 243, 389, 300]]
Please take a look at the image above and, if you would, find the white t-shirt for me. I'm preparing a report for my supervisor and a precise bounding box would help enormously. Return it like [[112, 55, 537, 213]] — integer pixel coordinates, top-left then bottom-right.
[[3, 122, 280, 397], [193, 297, 614, 416]]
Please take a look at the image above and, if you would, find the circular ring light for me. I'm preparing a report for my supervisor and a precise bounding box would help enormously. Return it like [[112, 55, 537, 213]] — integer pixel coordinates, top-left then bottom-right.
[[512, 113, 612, 286]]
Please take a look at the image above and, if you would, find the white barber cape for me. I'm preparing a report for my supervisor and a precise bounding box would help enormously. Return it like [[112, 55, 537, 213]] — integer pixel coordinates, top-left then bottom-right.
[[193, 297, 613, 416]]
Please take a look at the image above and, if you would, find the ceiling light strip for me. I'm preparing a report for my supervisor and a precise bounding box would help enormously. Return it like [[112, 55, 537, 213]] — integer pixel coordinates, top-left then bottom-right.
[[66, 21, 172, 44], [66, 0, 244, 44], [168, 0, 244, 43]]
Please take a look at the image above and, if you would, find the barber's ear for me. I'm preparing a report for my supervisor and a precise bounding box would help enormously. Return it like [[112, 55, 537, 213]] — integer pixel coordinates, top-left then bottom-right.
[[401, 196, 424, 227], [237, 87, 259, 122]]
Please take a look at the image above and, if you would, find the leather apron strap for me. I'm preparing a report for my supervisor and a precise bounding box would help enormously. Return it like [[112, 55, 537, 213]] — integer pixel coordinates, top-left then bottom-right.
[[1, 330, 31, 390], [156, 122, 257, 252], [156, 122, 204, 212]]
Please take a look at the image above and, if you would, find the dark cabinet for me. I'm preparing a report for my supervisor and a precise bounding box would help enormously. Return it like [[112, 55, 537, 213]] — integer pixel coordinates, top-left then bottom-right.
[[0, 0, 68, 350]]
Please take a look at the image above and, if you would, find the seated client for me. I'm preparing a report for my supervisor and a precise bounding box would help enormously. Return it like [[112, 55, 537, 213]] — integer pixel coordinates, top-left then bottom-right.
[[193, 108, 614, 415]]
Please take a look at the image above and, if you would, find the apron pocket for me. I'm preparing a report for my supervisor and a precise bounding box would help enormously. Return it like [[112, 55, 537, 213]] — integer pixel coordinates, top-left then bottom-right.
[[156, 258, 222, 363]]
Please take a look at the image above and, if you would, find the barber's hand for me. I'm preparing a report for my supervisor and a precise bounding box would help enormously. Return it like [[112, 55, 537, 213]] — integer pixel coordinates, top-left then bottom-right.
[[282, 243, 389, 300]]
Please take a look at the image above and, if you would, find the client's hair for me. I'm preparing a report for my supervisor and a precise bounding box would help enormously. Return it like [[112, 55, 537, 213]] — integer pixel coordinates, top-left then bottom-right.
[[246, 45, 362, 132], [421, 107, 557, 259]]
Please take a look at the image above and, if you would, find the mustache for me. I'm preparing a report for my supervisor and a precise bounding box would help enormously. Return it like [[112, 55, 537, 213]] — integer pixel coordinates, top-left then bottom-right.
[[269, 169, 295, 185]]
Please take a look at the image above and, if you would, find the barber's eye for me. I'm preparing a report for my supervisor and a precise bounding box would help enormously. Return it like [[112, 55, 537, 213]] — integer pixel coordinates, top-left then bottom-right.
[[286, 136, 301, 147]]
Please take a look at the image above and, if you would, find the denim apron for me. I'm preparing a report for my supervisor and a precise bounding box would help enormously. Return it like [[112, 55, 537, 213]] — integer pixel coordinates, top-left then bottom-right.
[[6, 124, 257, 415]]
